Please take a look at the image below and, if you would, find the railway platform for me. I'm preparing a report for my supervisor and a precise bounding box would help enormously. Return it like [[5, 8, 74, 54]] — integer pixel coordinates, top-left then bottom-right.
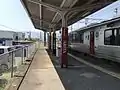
[[18, 46, 120, 90], [18, 47, 65, 90]]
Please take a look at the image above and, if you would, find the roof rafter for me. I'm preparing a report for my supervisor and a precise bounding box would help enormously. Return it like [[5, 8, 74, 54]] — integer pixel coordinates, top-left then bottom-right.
[[31, 16, 57, 30], [28, 0, 112, 20], [52, 0, 78, 23], [51, 0, 66, 22], [31, 16, 56, 25], [28, 0, 63, 13]]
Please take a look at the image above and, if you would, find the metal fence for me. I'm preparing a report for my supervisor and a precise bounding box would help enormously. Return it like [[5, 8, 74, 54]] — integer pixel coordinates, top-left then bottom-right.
[[0, 42, 37, 90]]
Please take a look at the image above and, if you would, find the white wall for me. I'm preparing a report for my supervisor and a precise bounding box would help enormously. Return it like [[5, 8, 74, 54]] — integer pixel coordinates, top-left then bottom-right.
[[5, 40, 13, 46], [0, 31, 14, 39], [17, 32, 25, 40]]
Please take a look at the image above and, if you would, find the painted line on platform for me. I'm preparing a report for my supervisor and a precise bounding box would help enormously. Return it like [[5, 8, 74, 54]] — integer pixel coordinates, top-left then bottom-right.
[[54, 65, 87, 68], [68, 53, 120, 79]]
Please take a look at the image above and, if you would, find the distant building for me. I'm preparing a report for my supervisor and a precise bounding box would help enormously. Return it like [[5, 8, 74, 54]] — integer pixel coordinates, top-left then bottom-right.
[[13, 32, 25, 40], [0, 30, 25, 46]]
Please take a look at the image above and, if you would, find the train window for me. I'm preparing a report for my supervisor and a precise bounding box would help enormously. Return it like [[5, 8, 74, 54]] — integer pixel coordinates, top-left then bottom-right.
[[104, 28, 120, 46], [8, 48, 14, 51], [95, 31, 99, 38], [80, 34, 83, 43], [88, 35, 89, 40], [69, 31, 83, 43], [0, 49, 4, 54], [104, 29, 116, 45], [115, 28, 120, 45], [72, 32, 77, 40], [71, 32, 80, 43], [68, 33, 73, 42]]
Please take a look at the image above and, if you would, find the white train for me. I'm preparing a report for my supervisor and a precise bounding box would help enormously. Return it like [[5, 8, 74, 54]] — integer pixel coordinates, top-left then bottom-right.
[[69, 17, 120, 63]]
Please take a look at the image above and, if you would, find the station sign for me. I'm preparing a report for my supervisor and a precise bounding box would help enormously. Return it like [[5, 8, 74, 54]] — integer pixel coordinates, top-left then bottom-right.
[[61, 27, 68, 67]]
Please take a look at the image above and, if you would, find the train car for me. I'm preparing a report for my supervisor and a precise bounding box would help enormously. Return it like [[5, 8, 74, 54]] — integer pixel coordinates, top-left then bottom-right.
[[69, 17, 120, 63]]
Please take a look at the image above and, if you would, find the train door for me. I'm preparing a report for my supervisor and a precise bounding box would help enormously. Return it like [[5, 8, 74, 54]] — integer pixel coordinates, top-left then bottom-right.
[[90, 31, 95, 54]]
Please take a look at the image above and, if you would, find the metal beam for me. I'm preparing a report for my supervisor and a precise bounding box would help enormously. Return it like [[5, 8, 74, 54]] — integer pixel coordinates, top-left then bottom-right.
[[28, 0, 111, 15], [49, 23, 56, 29], [52, 0, 78, 25], [31, 16, 56, 31], [69, 0, 78, 8], [31, 16, 56, 25], [37, 26, 48, 31], [28, 0, 64, 13], [51, 0, 66, 22], [39, 0, 42, 30]]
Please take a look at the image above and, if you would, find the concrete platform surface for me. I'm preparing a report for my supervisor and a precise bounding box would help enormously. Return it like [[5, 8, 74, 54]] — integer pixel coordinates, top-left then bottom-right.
[[19, 48, 65, 90]]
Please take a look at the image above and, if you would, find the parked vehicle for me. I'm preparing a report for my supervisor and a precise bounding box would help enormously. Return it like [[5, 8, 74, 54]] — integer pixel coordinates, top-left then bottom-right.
[[0, 46, 15, 71], [14, 45, 27, 57]]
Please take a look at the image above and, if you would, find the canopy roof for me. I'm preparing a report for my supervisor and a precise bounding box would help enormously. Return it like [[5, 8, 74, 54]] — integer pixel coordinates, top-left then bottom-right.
[[21, 0, 116, 32]]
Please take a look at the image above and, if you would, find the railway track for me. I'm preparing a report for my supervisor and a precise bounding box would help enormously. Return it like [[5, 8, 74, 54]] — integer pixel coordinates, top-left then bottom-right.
[[68, 48, 120, 79]]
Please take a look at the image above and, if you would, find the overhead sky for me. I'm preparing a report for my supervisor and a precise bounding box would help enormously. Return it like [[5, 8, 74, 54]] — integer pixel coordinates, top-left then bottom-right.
[[69, 0, 120, 31], [0, 0, 34, 31], [0, 0, 120, 38], [0, 0, 42, 38]]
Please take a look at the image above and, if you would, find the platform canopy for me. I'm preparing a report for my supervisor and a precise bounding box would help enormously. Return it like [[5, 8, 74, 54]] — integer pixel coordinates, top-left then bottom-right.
[[21, 0, 116, 32]]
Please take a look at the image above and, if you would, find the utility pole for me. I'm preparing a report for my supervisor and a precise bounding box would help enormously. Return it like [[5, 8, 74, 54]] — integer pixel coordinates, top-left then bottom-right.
[[39, 31, 42, 47], [114, 8, 118, 17], [40, 31, 42, 41], [27, 31, 31, 40], [85, 18, 89, 25], [71, 25, 73, 42]]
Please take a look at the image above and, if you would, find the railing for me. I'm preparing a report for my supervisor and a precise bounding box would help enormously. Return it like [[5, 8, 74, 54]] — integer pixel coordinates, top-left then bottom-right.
[[0, 42, 37, 90]]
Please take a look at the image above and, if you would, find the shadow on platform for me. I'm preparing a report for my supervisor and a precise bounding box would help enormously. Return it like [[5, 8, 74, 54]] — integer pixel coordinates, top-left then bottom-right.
[[46, 49, 120, 90], [46, 49, 90, 90]]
